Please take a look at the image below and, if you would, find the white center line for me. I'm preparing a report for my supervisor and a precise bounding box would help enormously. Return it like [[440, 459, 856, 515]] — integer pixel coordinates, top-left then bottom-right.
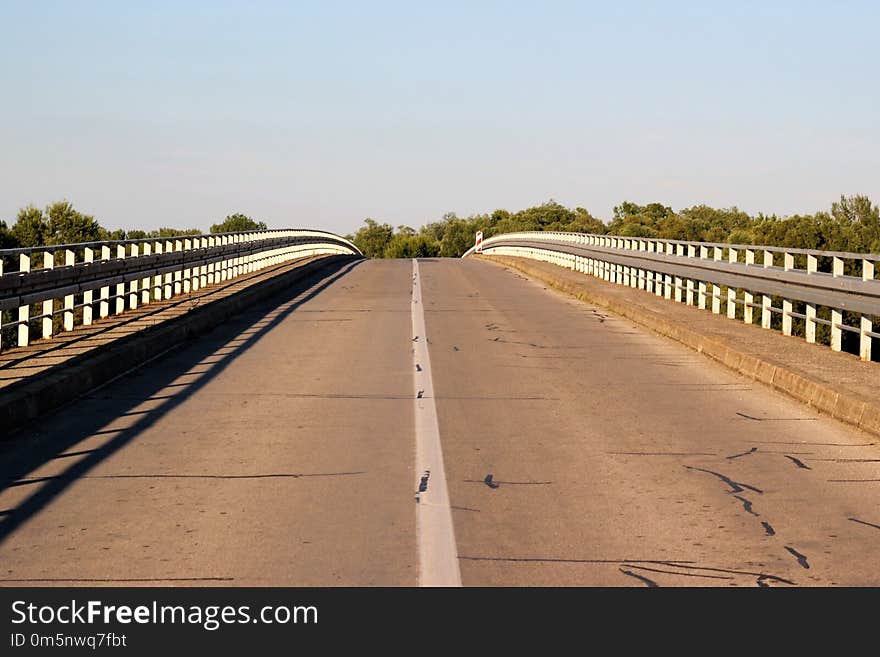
[[411, 258, 462, 587]]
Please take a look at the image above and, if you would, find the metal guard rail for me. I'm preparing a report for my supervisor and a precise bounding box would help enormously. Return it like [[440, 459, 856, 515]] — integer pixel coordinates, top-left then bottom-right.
[[465, 231, 880, 361], [1, 229, 362, 349]]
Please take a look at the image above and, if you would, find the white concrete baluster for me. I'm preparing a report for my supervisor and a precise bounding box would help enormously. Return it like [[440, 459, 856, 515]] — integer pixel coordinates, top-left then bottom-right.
[[129, 244, 140, 310], [164, 241, 174, 299], [711, 247, 722, 313], [173, 239, 183, 295], [698, 246, 708, 310], [18, 254, 30, 346], [83, 248, 94, 326], [831, 257, 843, 351], [861, 259, 874, 361], [805, 254, 817, 343], [743, 249, 754, 324], [63, 250, 75, 331], [782, 253, 794, 336], [686, 245, 696, 306], [762, 251, 773, 329], [99, 245, 111, 318], [42, 251, 54, 339], [116, 244, 126, 315]]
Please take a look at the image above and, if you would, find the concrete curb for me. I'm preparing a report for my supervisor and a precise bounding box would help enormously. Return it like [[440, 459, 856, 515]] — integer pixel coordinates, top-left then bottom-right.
[[483, 255, 880, 440], [1, 255, 357, 436]]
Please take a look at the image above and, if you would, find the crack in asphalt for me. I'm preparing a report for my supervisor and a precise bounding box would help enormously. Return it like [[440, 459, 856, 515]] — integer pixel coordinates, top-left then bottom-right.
[[727, 447, 758, 460], [761, 521, 776, 536], [784, 546, 810, 569], [458, 556, 794, 584], [654, 562, 796, 585], [619, 568, 658, 587], [784, 455, 811, 470], [622, 564, 734, 580], [734, 495, 759, 517], [684, 466, 763, 494], [848, 517, 880, 531], [736, 412, 816, 422]]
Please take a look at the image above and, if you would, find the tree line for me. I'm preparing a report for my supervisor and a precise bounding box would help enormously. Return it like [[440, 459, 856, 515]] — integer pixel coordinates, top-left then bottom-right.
[[348, 195, 880, 259], [3, 196, 878, 258], [0, 202, 267, 249]]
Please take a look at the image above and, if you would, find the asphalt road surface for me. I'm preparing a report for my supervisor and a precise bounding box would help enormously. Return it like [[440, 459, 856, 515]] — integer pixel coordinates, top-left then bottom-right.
[[2, 257, 879, 586]]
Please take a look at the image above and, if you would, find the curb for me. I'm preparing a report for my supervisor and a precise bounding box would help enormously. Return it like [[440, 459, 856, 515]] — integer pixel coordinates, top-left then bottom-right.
[[1, 255, 358, 436], [482, 255, 880, 440]]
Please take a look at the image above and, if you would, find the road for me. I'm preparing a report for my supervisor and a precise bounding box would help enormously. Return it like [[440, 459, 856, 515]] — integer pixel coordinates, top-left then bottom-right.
[[1, 257, 879, 586]]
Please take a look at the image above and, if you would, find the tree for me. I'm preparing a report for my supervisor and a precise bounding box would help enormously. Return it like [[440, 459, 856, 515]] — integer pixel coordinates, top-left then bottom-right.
[[210, 213, 267, 234], [384, 233, 438, 258], [11, 205, 48, 247], [151, 227, 202, 238], [0, 220, 17, 248], [439, 219, 474, 257], [350, 218, 395, 258], [45, 200, 102, 244]]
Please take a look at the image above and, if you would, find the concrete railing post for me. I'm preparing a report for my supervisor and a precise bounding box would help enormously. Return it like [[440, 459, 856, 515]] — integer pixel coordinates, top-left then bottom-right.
[[674, 244, 684, 302], [861, 259, 874, 361], [152, 241, 163, 301], [100, 245, 111, 318], [183, 238, 192, 293], [761, 251, 773, 329], [782, 252, 794, 336], [173, 240, 183, 295], [42, 251, 54, 339], [140, 242, 152, 304], [663, 243, 673, 300], [831, 257, 843, 351], [18, 254, 30, 346], [164, 241, 174, 299], [129, 244, 140, 310], [207, 236, 216, 286], [199, 237, 208, 290], [63, 250, 75, 331], [805, 254, 818, 343], [83, 248, 94, 326], [743, 249, 754, 324], [698, 246, 708, 310], [686, 245, 696, 306], [726, 248, 737, 319], [116, 244, 126, 315], [711, 247, 722, 313]]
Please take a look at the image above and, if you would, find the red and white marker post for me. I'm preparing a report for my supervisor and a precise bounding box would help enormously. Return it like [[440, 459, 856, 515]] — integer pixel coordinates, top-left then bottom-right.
[[475, 231, 483, 254]]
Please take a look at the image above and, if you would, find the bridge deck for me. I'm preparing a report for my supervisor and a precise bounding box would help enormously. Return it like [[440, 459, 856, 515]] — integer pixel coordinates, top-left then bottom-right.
[[1, 258, 878, 586]]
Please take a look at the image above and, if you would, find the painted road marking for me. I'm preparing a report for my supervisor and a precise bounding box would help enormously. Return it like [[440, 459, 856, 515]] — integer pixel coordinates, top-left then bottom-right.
[[411, 258, 462, 587]]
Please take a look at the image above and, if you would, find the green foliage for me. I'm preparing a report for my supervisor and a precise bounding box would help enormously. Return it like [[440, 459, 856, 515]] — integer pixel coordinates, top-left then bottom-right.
[[210, 213, 267, 234], [384, 233, 439, 258], [45, 201, 103, 244], [349, 218, 395, 258], [150, 227, 202, 238], [347, 201, 610, 259], [0, 220, 15, 248], [11, 205, 48, 247]]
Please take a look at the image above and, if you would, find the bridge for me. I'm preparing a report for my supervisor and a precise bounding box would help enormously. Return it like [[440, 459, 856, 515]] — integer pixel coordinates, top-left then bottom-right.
[[0, 228, 878, 587]]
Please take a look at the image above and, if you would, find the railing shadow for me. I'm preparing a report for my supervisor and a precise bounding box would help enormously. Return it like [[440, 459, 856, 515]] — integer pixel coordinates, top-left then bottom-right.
[[0, 257, 363, 545]]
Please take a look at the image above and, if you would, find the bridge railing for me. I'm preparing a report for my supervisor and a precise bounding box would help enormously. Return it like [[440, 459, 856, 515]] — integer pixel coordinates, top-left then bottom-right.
[[465, 231, 880, 361], [0, 229, 361, 350]]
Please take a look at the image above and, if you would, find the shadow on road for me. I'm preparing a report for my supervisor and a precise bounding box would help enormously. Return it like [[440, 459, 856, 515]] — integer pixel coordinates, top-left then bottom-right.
[[0, 257, 363, 545]]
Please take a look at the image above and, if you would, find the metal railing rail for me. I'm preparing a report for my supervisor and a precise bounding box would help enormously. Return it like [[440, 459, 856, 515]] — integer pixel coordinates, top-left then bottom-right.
[[0, 229, 362, 350], [465, 231, 880, 361]]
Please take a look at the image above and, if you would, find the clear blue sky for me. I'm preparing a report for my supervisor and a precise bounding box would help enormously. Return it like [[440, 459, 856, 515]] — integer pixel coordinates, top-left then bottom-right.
[[1, 1, 878, 235]]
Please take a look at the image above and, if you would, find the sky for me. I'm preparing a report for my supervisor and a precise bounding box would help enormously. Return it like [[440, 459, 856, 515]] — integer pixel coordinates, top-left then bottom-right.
[[1, 1, 878, 236]]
